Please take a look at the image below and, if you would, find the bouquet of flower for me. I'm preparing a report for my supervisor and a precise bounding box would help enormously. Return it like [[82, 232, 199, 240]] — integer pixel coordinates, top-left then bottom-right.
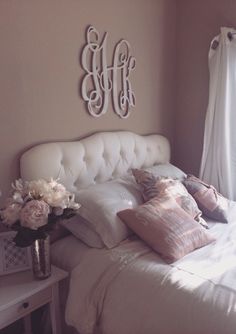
[[0, 179, 80, 247]]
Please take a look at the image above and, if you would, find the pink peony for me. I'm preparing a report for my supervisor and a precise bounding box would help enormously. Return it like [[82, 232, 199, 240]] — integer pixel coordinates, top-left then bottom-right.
[[1, 203, 22, 226], [20, 200, 50, 230]]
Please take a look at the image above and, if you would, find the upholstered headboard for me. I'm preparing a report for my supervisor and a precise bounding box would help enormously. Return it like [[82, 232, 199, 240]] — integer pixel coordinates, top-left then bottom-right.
[[20, 131, 170, 192]]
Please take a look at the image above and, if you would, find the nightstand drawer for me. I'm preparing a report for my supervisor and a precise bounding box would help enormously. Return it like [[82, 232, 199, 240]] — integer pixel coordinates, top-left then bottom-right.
[[0, 286, 52, 329]]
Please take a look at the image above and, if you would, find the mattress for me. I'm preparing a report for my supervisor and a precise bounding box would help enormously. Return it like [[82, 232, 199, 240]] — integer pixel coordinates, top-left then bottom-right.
[[51, 235, 92, 334]]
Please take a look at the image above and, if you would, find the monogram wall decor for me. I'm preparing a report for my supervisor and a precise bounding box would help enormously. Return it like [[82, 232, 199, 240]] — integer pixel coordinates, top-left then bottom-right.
[[81, 25, 136, 118]]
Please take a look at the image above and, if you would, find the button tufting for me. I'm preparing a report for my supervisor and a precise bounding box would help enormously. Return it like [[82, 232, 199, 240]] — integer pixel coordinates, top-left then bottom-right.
[[84, 156, 91, 164], [74, 179, 79, 186], [21, 133, 169, 207], [103, 152, 108, 161]]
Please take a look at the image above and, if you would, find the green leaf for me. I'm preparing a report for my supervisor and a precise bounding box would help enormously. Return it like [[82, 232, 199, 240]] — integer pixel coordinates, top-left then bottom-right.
[[13, 228, 47, 248]]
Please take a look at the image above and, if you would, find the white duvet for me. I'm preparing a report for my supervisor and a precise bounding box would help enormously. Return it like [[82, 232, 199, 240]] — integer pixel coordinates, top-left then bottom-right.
[[65, 222, 236, 334]]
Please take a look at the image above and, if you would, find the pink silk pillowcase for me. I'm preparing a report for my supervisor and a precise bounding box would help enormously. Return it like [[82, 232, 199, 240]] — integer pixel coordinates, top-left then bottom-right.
[[117, 196, 215, 264], [183, 175, 236, 223], [132, 168, 208, 228]]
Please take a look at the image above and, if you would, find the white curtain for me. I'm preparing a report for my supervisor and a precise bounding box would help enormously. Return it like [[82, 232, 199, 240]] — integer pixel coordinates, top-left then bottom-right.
[[200, 27, 236, 200]]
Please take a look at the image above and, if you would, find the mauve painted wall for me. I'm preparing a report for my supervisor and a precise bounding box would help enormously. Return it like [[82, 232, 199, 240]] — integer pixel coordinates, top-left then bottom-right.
[[0, 0, 176, 203], [174, 0, 236, 175]]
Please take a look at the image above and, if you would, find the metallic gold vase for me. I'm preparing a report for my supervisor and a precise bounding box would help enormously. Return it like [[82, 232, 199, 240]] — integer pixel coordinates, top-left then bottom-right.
[[31, 235, 51, 279]]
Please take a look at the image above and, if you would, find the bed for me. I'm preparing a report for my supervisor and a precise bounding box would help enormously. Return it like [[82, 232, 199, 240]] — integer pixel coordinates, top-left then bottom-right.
[[20, 131, 236, 334]]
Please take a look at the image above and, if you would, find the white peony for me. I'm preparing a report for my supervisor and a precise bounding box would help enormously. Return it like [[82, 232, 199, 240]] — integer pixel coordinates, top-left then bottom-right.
[[11, 179, 25, 194], [43, 189, 69, 208], [27, 179, 52, 200], [1, 178, 80, 233], [67, 194, 81, 210], [12, 191, 24, 204], [1, 203, 22, 226]]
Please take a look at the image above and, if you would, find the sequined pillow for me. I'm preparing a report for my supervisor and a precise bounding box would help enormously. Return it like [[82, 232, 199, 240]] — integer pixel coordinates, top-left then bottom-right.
[[132, 169, 207, 228], [183, 175, 236, 223]]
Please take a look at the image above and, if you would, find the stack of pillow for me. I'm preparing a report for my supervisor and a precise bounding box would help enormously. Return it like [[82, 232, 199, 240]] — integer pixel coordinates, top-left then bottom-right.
[[61, 163, 236, 263]]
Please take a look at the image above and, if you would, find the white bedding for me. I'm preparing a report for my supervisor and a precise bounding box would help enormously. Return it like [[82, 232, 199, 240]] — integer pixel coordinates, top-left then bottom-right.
[[50, 236, 92, 334], [65, 222, 236, 334], [51, 235, 91, 272]]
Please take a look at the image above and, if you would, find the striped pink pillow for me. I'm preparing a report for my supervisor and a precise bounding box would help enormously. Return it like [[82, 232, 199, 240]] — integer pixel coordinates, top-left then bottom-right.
[[183, 175, 235, 223], [132, 168, 207, 228], [117, 196, 215, 263]]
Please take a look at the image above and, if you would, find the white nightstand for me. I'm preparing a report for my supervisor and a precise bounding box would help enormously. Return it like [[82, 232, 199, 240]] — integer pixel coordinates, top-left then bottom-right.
[[0, 265, 68, 334]]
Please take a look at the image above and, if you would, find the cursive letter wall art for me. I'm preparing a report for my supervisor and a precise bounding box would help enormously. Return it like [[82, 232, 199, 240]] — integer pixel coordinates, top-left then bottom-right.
[[81, 26, 136, 118]]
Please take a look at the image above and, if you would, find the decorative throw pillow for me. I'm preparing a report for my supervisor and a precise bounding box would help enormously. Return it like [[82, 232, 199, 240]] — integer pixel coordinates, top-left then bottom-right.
[[132, 169, 208, 228], [48, 224, 70, 244], [60, 215, 105, 248], [75, 177, 143, 248], [117, 196, 215, 263], [183, 175, 236, 223], [144, 163, 186, 181]]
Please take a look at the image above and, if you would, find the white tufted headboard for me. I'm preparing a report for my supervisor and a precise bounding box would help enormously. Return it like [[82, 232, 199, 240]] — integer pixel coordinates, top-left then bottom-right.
[[20, 131, 170, 193]]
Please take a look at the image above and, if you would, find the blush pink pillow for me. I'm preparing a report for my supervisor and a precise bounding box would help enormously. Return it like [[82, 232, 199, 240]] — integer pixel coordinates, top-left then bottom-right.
[[117, 196, 215, 263], [132, 168, 207, 228], [183, 175, 236, 223]]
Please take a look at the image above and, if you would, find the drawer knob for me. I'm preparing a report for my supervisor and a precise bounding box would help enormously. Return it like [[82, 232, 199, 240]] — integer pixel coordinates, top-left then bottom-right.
[[23, 302, 29, 309]]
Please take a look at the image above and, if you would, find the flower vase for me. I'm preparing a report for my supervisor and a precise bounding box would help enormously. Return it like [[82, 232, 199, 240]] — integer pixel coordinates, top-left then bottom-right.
[[31, 234, 51, 279]]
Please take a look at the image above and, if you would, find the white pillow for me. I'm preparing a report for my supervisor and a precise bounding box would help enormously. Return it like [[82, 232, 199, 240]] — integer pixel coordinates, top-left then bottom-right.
[[60, 215, 104, 248], [145, 163, 186, 180], [75, 177, 143, 248]]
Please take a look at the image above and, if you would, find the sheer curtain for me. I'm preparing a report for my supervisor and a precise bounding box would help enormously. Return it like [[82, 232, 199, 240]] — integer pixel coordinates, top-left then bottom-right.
[[200, 27, 236, 200]]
